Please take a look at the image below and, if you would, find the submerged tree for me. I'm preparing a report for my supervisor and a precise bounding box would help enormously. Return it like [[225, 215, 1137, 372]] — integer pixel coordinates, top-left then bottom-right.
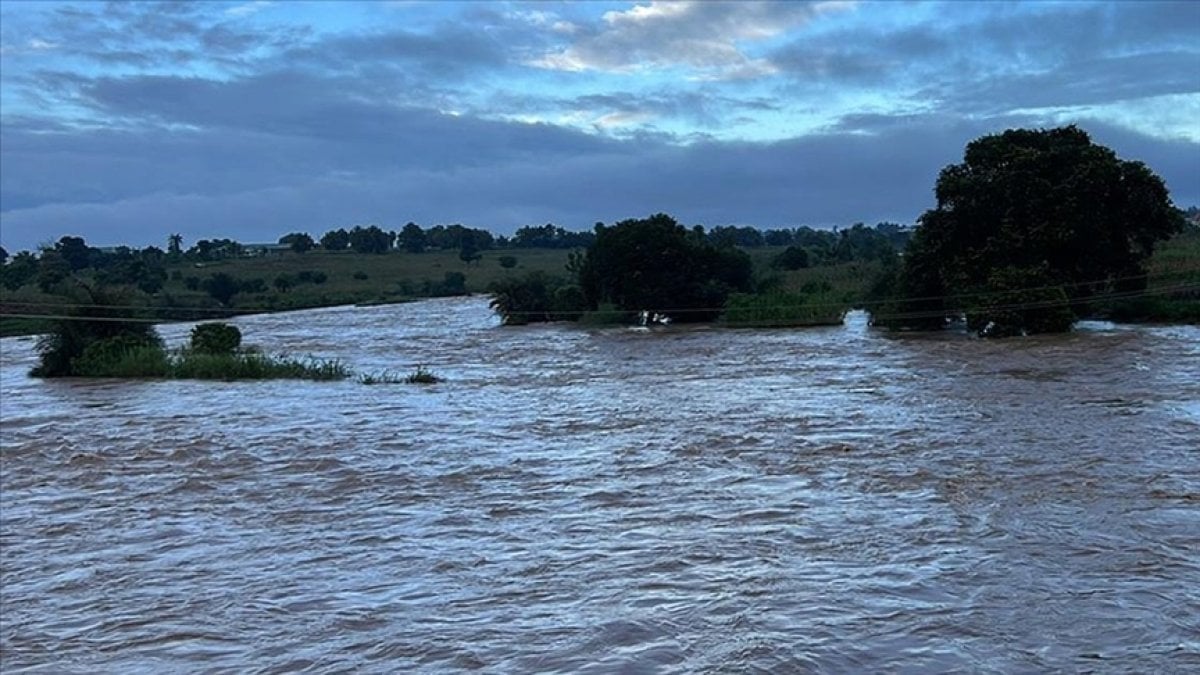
[[875, 126, 1184, 336], [578, 213, 753, 322]]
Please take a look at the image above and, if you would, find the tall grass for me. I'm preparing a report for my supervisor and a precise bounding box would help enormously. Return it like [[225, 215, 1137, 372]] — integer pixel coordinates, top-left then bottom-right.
[[171, 352, 349, 380]]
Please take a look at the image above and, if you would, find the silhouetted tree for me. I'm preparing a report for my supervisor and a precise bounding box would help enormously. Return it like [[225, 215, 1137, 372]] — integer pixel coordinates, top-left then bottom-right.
[[578, 213, 753, 322], [876, 126, 1184, 336], [279, 232, 315, 253], [349, 225, 393, 254], [397, 222, 426, 253], [320, 228, 350, 251]]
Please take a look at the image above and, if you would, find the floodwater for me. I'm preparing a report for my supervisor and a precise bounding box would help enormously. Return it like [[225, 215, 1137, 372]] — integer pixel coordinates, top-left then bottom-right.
[[1, 296, 1197, 673]]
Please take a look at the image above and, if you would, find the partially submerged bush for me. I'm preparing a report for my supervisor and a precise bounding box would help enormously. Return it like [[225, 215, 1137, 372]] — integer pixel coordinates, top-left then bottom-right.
[[489, 271, 586, 325], [359, 366, 441, 385], [32, 283, 164, 377], [72, 335, 170, 377], [190, 322, 242, 355]]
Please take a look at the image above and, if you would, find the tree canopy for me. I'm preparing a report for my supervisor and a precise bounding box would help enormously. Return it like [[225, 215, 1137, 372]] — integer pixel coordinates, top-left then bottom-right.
[[578, 213, 753, 322], [877, 125, 1184, 336]]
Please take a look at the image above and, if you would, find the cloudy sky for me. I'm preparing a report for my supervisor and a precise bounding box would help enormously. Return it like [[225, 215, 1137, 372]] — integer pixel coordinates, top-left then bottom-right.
[[1, 0, 1197, 251]]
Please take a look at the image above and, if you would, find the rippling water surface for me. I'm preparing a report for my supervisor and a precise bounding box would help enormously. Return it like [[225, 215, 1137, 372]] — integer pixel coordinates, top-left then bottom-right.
[[2, 297, 1198, 673]]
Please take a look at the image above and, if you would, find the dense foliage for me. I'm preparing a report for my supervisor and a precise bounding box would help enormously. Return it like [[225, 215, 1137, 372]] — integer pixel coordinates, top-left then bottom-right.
[[30, 284, 163, 377], [488, 271, 585, 325], [578, 213, 754, 322], [190, 323, 242, 355], [875, 126, 1185, 336]]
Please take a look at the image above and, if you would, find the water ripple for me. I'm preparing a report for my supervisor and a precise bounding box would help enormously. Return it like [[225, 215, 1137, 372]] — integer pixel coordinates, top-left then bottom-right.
[[2, 298, 1198, 672]]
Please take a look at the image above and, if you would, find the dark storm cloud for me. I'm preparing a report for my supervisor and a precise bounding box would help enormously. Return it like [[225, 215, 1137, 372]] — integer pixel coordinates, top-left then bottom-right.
[[929, 50, 1200, 114], [768, 1, 1199, 113]]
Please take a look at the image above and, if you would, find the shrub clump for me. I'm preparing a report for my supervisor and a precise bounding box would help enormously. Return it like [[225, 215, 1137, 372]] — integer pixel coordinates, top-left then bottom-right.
[[31, 284, 163, 377], [359, 365, 442, 385], [190, 322, 242, 355], [488, 271, 586, 325], [33, 305, 347, 381]]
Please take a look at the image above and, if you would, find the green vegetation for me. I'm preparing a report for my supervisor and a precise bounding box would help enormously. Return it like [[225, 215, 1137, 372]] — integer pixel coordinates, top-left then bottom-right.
[[872, 126, 1189, 336], [578, 213, 754, 322], [189, 322, 242, 354], [169, 351, 348, 381], [1105, 229, 1200, 323], [30, 305, 348, 380], [488, 271, 585, 325], [30, 284, 164, 378], [722, 291, 846, 328], [359, 365, 441, 385]]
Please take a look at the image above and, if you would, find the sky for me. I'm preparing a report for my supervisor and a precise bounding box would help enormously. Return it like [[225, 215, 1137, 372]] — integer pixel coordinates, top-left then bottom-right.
[[0, 0, 1198, 251]]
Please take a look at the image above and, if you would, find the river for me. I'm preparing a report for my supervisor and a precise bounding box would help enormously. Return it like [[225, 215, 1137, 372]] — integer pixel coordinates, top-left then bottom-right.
[[1, 296, 1197, 673]]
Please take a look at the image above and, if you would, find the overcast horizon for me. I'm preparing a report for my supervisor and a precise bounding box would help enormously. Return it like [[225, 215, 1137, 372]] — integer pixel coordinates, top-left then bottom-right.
[[1, 0, 1198, 252]]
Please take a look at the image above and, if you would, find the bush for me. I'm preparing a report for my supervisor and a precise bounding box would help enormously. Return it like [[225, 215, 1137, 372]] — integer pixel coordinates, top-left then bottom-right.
[[32, 284, 164, 377], [353, 271, 369, 280], [489, 271, 585, 325], [71, 336, 170, 377], [190, 322, 242, 355], [498, 255, 518, 269]]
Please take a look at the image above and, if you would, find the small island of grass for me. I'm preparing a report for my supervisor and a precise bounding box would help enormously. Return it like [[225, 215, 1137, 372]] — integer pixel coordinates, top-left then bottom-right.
[[30, 284, 348, 381]]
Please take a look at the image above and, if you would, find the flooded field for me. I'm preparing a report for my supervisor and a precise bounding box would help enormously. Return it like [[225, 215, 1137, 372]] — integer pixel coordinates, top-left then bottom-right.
[[2, 297, 1198, 673]]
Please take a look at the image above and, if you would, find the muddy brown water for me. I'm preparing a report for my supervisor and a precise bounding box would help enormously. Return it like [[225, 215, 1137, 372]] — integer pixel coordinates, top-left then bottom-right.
[[1, 297, 1197, 673]]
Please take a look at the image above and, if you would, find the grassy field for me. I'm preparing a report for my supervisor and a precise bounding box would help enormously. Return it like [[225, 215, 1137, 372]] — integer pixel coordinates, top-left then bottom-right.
[[164, 247, 576, 311], [0, 248, 577, 336]]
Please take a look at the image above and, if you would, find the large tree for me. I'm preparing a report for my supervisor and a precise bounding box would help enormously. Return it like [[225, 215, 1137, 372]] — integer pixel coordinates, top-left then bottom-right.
[[877, 126, 1184, 336], [578, 213, 753, 322]]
